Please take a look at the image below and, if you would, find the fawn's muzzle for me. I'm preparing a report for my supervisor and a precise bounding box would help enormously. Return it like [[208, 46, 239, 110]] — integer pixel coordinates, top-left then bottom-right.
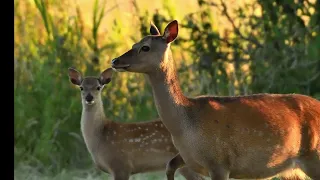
[[85, 93, 94, 105]]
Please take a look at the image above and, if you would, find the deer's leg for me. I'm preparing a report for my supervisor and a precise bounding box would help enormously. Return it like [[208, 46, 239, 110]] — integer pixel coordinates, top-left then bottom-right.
[[178, 167, 205, 180], [299, 151, 320, 180], [208, 166, 229, 180], [110, 161, 131, 180], [94, 163, 108, 173], [166, 153, 186, 180], [112, 171, 130, 180]]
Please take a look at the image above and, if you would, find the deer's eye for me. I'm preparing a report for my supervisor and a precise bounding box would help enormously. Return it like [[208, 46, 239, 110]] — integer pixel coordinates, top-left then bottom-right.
[[141, 46, 150, 52], [96, 86, 101, 91], [79, 87, 84, 91]]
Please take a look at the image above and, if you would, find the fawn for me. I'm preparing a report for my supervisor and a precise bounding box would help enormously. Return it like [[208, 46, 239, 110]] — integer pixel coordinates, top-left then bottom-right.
[[111, 20, 320, 180], [68, 67, 204, 180]]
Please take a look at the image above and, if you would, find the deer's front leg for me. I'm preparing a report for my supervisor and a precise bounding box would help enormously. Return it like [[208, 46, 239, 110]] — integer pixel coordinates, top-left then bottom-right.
[[166, 153, 186, 180], [208, 166, 229, 180], [178, 166, 205, 180], [112, 171, 130, 180]]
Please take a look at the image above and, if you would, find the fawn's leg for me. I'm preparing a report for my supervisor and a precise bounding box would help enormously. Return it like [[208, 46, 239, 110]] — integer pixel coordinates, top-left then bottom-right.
[[110, 160, 131, 180]]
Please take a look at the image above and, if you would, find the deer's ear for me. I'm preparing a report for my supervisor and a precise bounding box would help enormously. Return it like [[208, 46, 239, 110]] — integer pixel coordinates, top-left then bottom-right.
[[150, 22, 160, 35], [99, 68, 113, 85], [68, 67, 82, 86], [162, 20, 178, 43]]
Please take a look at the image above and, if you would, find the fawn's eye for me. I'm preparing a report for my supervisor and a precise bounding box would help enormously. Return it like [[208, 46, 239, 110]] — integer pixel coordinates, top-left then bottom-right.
[[141, 46, 150, 52], [79, 87, 84, 91], [96, 86, 101, 91]]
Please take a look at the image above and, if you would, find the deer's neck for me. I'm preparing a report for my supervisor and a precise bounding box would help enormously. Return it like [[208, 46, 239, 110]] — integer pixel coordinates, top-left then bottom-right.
[[146, 50, 192, 137], [81, 99, 107, 141]]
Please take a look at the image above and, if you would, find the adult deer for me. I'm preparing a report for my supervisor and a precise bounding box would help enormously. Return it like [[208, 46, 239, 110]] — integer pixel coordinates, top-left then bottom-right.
[[111, 20, 320, 180], [68, 67, 204, 180]]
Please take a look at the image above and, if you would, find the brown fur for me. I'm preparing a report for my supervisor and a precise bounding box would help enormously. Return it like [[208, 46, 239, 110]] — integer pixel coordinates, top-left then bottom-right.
[[111, 20, 320, 180], [68, 67, 204, 180]]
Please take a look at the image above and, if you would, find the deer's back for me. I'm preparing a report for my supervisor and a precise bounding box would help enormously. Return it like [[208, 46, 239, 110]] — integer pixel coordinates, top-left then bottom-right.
[[195, 94, 320, 142]]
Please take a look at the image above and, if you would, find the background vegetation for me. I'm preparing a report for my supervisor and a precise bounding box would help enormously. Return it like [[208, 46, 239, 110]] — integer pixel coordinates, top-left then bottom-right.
[[14, 0, 320, 179]]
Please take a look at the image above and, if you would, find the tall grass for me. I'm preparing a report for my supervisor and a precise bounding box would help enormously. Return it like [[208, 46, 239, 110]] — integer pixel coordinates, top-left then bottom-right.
[[14, 0, 161, 173]]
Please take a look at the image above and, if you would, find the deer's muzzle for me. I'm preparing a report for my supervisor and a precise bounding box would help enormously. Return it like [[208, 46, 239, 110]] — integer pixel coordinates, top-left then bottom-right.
[[85, 93, 94, 105], [111, 58, 130, 71]]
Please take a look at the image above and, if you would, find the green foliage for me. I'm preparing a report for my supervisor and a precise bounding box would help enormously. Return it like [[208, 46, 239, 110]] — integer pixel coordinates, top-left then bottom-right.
[[14, 0, 320, 178]]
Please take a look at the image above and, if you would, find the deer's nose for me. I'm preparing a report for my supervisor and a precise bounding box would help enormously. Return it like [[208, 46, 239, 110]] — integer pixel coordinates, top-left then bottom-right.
[[111, 58, 119, 66], [85, 93, 93, 102]]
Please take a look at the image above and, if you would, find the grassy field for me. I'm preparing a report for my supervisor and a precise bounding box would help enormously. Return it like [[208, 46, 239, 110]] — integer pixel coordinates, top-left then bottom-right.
[[14, 165, 189, 180]]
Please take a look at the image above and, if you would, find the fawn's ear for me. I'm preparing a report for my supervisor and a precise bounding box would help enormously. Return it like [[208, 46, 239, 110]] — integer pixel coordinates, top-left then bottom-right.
[[150, 22, 160, 35], [99, 68, 113, 85], [162, 20, 178, 43], [68, 67, 82, 86]]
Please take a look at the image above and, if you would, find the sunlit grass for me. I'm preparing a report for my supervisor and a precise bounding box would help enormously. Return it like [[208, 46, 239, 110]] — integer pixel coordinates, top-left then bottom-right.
[[14, 165, 188, 180]]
